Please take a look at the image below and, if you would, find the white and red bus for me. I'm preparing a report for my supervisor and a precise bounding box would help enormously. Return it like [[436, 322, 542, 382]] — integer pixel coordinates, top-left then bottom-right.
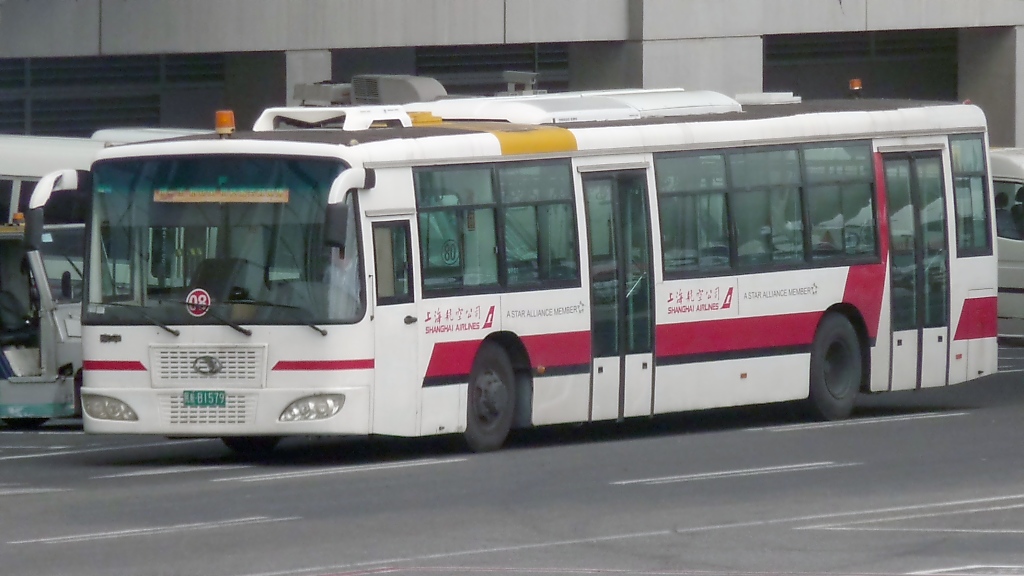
[[40, 88, 997, 452]]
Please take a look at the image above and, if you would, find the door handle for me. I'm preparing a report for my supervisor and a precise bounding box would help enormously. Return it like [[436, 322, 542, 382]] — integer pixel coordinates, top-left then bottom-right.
[[404, 315, 418, 324]]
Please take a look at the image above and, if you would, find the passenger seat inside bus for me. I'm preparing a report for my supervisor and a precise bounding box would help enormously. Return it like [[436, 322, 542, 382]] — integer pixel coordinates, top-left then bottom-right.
[[189, 257, 262, 303], [0, 290, 37, 347]]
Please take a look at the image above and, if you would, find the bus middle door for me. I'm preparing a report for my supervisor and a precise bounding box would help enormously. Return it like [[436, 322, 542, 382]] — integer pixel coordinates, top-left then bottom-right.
[[582, 168, 655, 421], [883, 151, 951, 390]]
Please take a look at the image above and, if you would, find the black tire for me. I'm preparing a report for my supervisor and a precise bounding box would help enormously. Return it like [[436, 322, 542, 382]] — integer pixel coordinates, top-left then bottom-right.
[[73, 370, 84, 417], [806, 313, 862, 421], [2, 418, 48, 430], [464, 342, 516, 452], [221, 436, 280, 455]]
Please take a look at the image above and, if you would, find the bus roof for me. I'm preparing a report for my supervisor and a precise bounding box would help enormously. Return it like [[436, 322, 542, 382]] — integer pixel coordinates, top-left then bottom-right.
[[0, 135, 106, 178], [95, 96, 989, 166], [990, 147, 1024, 180]]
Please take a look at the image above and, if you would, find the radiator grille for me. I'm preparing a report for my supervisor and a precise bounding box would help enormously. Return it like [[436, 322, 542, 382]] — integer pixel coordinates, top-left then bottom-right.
[[161, 393, 253, 426], [150, 345, 267, 388]]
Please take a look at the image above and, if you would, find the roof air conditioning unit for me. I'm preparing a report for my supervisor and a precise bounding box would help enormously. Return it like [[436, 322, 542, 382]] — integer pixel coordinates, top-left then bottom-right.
[[294, 82, 352, 106], [351, 74, 447, 105]]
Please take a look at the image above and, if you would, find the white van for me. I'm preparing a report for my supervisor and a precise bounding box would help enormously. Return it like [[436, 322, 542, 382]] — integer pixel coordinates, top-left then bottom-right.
[[989, 147, 1024, 337]]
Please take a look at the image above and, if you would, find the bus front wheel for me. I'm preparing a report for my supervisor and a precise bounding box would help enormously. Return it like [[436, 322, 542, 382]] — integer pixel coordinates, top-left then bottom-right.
[[464, 342, 516, 452], [806, 313, 861, 421], [2, 418, 47, 430]]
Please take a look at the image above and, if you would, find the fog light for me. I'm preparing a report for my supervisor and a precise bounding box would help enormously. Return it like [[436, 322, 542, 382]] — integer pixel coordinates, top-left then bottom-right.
[[82, 394, 138, 421], [279, 394, 345, 422]]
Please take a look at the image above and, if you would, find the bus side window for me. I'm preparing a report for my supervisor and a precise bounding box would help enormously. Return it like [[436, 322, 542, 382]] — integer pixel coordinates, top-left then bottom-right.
[[373, 222, 413, 305], [16, 179, 38, 215], [0, 179, 12, 223], [993, 181, 1024, 240]]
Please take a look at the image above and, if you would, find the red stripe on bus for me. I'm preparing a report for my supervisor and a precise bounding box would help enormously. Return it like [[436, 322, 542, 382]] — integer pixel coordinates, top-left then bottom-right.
[[843, 263, 886, 339], [424, 340, 482, 378], [272, 360, 375, 371], [520, 331, 591, 367], [655, 311, 822, 358], [424, 331, 592, 379], [953, 297, 998, 341], [840, 152, 891, 340], [82, 360, 146, 371]]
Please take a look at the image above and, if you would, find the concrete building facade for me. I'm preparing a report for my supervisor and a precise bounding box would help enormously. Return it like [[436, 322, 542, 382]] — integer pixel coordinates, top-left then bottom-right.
[[1, 0, 1023, 145]]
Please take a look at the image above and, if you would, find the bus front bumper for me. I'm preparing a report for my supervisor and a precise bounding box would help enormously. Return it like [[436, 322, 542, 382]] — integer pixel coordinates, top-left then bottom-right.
[[80, 387, 371, 436]]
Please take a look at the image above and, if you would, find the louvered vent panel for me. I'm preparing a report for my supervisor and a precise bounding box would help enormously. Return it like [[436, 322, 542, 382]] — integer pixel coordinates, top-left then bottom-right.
[[149, 344, 267, 389], [31, 95, 161, 137], [765, 30, 956, 63], [165, 53, 226, 83], [0, 59, 25, 89], [351, 76, 380, 103], [0, 99, 25, 133], [416, 43, 568, 95], [31, 56, 160, 86]]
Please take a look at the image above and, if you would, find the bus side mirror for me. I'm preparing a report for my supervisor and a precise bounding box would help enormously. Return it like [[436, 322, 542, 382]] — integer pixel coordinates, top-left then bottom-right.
[[24, 169, 86, 251], [324, 203, 349, 249], [324, 168, 373, 249]]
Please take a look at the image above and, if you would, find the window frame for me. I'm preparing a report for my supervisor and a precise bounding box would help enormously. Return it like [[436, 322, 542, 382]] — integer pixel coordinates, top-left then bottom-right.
[[654, 140, 881, 281], [413, 159, 581, 299], [372, 220, 415, 306], [949, 133, 994, 258]]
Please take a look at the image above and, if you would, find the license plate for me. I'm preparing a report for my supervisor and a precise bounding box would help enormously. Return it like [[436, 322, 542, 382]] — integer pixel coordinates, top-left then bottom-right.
[[183, 390, 226, 408]]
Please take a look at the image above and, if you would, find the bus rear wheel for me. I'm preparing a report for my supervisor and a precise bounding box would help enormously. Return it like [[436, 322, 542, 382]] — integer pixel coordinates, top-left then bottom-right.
[[221, 436, 280, 455], [464, 343, 516, 453], [806, 312, 861, 421]]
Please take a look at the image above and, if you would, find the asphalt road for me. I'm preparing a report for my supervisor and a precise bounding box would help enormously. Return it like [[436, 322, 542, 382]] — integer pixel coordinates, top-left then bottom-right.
[[2, 347, 1024, 576]]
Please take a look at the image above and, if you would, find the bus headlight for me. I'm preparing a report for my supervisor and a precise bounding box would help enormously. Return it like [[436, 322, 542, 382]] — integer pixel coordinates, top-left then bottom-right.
[[279, 394, 345, 422], [82, 394, 138, 421]]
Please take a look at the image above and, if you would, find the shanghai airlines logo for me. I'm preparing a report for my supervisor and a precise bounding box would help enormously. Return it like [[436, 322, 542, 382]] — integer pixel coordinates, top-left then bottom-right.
[[482, 306, 495, 329], [667, 286, 734, 315]]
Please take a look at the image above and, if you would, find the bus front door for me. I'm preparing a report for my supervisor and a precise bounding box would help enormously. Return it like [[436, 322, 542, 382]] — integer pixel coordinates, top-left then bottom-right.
[[582, 169, 655, 421], [883, 152, 951, 390], [370, 219, 419, 432]]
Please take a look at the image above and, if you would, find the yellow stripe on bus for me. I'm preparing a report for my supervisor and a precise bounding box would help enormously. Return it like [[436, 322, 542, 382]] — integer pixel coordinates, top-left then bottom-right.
[[489, 125, 578, 155], [434, 121, 578, 155]]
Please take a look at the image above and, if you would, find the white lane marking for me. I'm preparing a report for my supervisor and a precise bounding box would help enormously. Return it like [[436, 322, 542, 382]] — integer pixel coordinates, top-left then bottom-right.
[[237, 529, 676, 576], [0, 445, 72, 450], [8, 515, 301, 545], [824, 526, 1024, 535], [798, 501, 1024, 530], [229, 493, 1024, 576], [0, 439, 212, 461], [0, 488, 69, 496], [92, 464, 252, 479], [212, 457, 467, 483], [0, 430, 84, 435], [612, 461, 858, 486], [746, 411, 967, 432], [912, 565, 1024, 575]]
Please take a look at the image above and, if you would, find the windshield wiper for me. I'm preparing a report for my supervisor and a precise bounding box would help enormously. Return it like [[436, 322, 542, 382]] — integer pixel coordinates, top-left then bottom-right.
[[153, 299, 253, 337], [229, 299, 328, 336], [102, 302, 180, 337]]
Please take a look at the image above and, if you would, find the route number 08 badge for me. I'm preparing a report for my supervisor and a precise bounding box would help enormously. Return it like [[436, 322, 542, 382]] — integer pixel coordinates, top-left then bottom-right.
[[185, 288, 212, 317]]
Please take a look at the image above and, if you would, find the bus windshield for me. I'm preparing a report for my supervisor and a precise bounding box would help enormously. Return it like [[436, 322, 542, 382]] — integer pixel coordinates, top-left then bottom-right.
[[85, 156, 363, 326]]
